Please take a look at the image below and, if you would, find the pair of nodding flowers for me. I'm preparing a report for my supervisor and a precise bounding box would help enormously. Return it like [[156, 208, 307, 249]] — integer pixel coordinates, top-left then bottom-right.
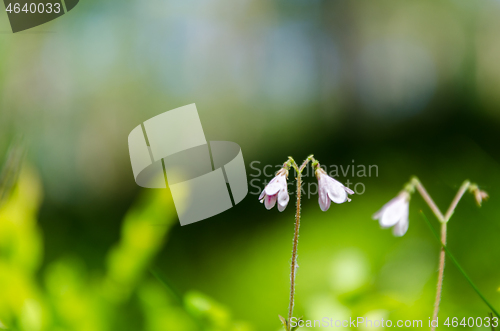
[[373, 181, 488, 237], [259, 161, 355, 212]]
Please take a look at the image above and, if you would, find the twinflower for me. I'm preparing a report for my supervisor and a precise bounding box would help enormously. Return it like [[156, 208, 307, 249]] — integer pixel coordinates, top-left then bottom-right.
[[315, 167, 354, 211], [259, 168, 290, 211], [372, 191, 410, 237]]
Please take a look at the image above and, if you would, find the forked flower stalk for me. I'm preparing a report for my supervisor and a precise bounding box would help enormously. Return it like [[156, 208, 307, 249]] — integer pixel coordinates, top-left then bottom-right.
[[287, 156, 315, 326], [260, 155, 354, 331], [412, 179, 471, 329]]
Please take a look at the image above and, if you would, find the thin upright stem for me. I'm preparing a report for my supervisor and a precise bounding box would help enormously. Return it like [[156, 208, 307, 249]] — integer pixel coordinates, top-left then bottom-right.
[[287, 168, 301, 326], [286, 156, 314, 329], [431, 222, 447, 330]]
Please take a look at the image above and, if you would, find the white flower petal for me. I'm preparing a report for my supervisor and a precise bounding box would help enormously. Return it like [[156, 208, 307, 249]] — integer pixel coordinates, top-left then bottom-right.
[[264, 176, 282, 196], [344, 186, 355, 195], [318, 194, 331, 211], [277, 203, 285, 212], [373, 192, 411, 236], [379, 211, 399, 227], [377, 196, 405, 227], [318, 181, 330, 211], [264, 195, 277, 209], [392, 210, 409, 237], [277, 188, 289, 212], [277, 200, 288, 212], [325, 177, 348, 204]]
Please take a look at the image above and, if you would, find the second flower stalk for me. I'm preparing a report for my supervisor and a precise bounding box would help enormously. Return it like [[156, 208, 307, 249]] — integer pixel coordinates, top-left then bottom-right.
[[373, 177, 488, 329]]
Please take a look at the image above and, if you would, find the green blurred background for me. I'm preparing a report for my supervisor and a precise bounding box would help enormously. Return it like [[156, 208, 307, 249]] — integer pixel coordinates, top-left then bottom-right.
[[0, 0, 499, 330]]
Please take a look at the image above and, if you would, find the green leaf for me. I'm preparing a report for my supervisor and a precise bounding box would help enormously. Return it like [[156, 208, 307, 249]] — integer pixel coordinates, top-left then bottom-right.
[[278, 315, 288, 330]]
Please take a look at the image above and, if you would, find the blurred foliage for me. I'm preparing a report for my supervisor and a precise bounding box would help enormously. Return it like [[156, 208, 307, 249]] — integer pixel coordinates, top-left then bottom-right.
[[0, 166, 44, 331], [0, 163, 253, 331]]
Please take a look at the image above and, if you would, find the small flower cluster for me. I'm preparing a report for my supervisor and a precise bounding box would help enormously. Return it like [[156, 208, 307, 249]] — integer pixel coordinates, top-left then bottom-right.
[[259, 159, 354, 212]]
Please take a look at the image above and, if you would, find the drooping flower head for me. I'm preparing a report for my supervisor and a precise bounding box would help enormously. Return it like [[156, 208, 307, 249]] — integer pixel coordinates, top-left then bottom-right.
[[373, 191, 410, 237], [314, 165, 354, 211], [469, 184, 489, 207], [259, 167, 290, 211]]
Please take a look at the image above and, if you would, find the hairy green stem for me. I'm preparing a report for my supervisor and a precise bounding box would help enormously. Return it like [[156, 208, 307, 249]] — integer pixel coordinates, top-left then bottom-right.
[[431, 222, 447, 330], [287, 166, 301, 327], [430, 181, 470, 329], [286, 155, 315, 330]]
